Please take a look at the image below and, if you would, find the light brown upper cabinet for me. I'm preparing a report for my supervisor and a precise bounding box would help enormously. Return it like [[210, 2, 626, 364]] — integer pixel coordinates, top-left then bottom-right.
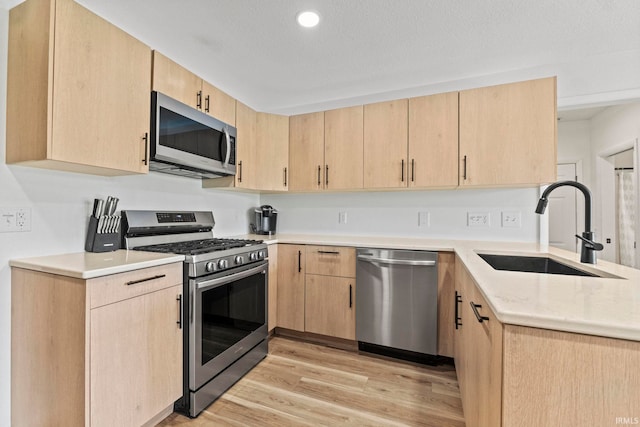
[[325, 106, 364, 190], [201, 80, 236, 126], [256, 113, 290, 191], [204, 108, 288, 192], [289, 112, 325, 191], [459, 77, 557, 187], [233, 101, 258, 189], [289, 107, 365, 192], [363, 100, 409, 189], [153, 51, 236, 126], [6, 0, 151, 175], [408, 92, 459, 188]]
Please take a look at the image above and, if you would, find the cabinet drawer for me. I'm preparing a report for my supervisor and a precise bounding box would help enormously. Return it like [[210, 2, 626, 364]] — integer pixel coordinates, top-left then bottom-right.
[[305, 246, 356, 278], [89, 262, 182, 308]]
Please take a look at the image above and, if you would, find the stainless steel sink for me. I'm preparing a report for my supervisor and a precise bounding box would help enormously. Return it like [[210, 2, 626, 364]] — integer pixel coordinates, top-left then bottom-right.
[[478, 253, 602, 277]]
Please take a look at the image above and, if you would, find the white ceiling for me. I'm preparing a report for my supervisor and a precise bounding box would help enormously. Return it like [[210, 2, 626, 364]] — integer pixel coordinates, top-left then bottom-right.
[[2, 0, 640, 115], [557, 106, 609, 122]]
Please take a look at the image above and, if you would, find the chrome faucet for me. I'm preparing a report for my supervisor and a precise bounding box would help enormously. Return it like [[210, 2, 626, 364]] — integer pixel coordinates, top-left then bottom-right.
[[535, 180, 603, 264]]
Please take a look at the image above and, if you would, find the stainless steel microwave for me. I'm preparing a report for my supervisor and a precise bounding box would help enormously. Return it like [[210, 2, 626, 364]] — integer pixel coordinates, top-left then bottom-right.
[[150, 91, 237, 179]]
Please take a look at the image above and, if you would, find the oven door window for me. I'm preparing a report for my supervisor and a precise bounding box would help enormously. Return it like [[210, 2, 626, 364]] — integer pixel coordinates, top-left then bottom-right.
[[200, 272, 266, 364]]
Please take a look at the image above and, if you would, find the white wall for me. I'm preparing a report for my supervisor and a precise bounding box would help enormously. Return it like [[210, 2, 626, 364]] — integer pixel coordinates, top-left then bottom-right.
[[589, 103, 640, 261], [261, 188, 541, 242], [0, 9, 259, 424], [557, 120, 592, 187], [590, 104, 640, 156], [556, 103, 640, 262]]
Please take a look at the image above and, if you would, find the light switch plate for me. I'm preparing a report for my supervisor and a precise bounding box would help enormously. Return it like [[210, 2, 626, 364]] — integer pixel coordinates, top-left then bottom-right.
[[338, 211, 348, 224], [418, 211, 430, 228]]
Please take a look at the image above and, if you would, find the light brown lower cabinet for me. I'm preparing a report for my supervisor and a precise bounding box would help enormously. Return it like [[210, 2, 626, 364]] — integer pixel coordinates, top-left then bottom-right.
[[437, 252, 456, 357], [267, 244, 278, 331], [276, 244, 306, 331], [276, 244, 356, 340], [455, 257, 640, 427], [11, 263, 183, 427], [305, 274, 355, 340]]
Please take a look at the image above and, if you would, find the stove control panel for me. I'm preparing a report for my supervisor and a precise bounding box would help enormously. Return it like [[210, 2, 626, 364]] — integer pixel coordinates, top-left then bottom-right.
[[189, 245, 269, 277]]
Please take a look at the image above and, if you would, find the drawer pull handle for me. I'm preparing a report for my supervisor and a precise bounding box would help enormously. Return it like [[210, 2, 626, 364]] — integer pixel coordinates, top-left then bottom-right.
[[317, 250, 340, 255], [142, 132, 149, 165], [126, 274, 166, 286], [177, 294, 183, 329], [470, 301, 489, 323], [349, 284, 353, 308], [463, 155, 468, 181], [455, 291, 462, 329], [298, 250, 302, 273]]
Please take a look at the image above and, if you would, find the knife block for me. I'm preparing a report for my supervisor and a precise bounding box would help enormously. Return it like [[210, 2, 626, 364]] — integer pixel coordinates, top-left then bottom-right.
[[85, 216, 120, 253]]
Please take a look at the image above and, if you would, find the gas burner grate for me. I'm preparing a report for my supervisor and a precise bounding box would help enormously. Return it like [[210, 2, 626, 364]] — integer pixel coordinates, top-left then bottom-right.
[[134, 238, 263, 255]]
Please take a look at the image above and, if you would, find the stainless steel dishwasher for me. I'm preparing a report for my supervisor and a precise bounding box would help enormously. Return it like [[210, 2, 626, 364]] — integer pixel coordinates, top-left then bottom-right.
[[356, 248, 438, 359]]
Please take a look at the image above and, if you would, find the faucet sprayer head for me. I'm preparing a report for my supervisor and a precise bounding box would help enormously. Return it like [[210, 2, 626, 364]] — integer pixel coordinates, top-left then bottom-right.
[[535, 197, 548, 214]]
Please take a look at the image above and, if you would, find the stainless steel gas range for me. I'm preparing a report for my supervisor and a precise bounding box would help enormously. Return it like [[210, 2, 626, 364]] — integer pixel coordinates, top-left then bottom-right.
[[122, 210, 268, 418]]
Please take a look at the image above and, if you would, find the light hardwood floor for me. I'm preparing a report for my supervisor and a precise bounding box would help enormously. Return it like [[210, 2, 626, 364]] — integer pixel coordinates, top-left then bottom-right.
[[159, 337, 465, 427]]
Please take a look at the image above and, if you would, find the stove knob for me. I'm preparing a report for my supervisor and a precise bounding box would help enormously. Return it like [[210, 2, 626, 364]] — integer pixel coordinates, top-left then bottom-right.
[[234, 255, 244, 265], [205, 261, 215, 273], [258, 250, 266, 259], [217, 259, 229, 269], [249, 252, 258, 261]]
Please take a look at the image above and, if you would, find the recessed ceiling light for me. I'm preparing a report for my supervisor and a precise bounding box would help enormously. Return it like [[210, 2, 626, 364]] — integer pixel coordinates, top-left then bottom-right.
[[297, 11, 320, 28]]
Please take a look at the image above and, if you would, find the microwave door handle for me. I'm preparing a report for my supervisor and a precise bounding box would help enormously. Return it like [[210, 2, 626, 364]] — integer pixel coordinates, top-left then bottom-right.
[[223, 128, 231, 166]]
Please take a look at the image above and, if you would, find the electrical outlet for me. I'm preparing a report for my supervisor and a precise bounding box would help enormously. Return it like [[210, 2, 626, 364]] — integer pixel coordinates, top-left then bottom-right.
[[501, 211, 522, 228], [0, 207, 31, 232], [467, 211, 490, 227], [338, 211, 348, 224], [418, 211, 430, 228]]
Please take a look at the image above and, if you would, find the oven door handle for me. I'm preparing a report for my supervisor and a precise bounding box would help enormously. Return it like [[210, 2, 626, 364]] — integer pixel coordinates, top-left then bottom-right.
[[196, 263, 267, 292]]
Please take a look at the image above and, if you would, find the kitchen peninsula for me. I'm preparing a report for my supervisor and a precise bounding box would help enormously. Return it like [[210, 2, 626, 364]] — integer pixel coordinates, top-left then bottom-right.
[[252, 233, 640, 427]]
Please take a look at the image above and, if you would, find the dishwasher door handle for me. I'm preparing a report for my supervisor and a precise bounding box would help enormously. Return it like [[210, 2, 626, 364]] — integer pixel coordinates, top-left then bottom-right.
[[357, 255, 436, 267]]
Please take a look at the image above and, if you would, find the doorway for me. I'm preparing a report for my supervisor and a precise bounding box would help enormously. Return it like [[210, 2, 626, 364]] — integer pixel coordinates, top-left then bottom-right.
[[611, 149, 636, 267], [596, 140, 638, 268], [548, 163, 579, 253]]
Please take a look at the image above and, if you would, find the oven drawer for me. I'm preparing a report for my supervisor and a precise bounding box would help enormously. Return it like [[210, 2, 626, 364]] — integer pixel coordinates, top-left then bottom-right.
[[89, 262, 183, 308], [305, 246, 356, 278]]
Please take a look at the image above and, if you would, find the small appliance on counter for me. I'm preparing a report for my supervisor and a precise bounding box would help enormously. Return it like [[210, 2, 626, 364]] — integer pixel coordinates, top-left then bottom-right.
[[252, 205, 278, 235], [85, 196, 121, 252]]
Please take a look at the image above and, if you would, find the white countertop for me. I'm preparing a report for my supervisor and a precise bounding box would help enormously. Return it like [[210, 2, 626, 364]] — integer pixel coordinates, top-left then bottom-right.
[[9, 250, 185, 279], [244, 233, 640, 342]]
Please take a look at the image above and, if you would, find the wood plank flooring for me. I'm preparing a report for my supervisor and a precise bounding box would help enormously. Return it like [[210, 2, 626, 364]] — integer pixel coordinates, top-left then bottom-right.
[[158, 337, 465, 427]]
